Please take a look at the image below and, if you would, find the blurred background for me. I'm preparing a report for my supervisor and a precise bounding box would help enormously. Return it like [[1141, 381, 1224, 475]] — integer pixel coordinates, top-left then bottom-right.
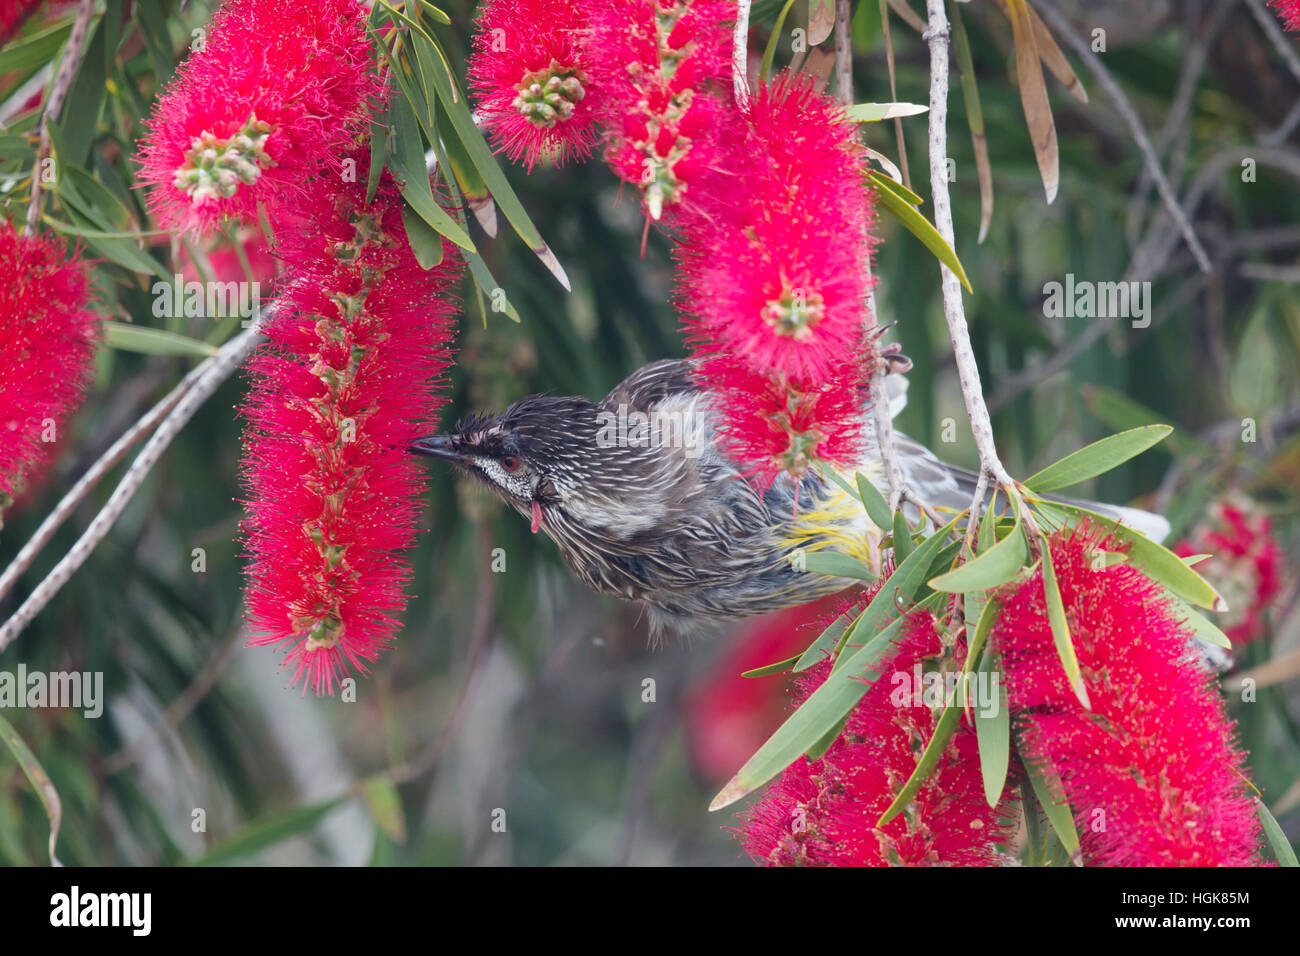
[[0, 0, 1297, 865]]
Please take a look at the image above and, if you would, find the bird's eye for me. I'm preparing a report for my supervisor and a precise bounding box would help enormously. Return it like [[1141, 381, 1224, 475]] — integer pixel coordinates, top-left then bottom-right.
[[501, 455, 521, 473]]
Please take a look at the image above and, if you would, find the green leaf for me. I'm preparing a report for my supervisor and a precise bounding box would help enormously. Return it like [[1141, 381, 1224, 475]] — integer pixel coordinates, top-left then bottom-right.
[[1025, 425, 1173, 493], [709, 591, 947, 811], [434, 96, 496, 236], [974, 650, 1010, 807], [741, 653, 804, 679], [1023, 755, 1080, 859], [799, 551, 877, 582], [417, 0, 452, 25], [793, 607, 855, 672], [102, 321, 219, 358], [409, 32, 570, 290], [1041, 536, 1090, 708], [400, 200, 445, 268], [0, 712, 61, 865], [366, 105, 387, 205], [1043, 501, 1225, 611], [193, 796, 349, 865], [930, 498, 1027, 592], [0, 20, 73, 75], [461, 246, 521, 322], [1257, 798, 1299, 867], [870, 170, 973, 293], [816, 463, 863, 502], [1171, 598, 1231, 650], [386, 90, 475, 252], [805, 711, 851, 762], [360, 775, 407, 843], [760, 0, 799, 83], [867, 167, 925, 205], [846, 102, 929, 122], [892, 510, 913, 562], [856, 473, 892, 530]]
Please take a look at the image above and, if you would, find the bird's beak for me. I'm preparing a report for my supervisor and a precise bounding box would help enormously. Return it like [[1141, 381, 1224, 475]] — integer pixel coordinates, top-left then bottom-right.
[[407, 434, 463, 463]]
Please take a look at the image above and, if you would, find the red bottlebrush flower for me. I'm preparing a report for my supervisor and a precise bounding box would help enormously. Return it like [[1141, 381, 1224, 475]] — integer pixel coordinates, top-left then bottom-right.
[[671, 75, 878, 485], [585, 0, 737, 222], [135, 0, 380, 237], [686, 595, 847, 781], [0, 223, 98, 501], [1174, 498, 1284, 645], [699, 356, 866, 490], [681, 75, 876, 385], [468, 0, 602, 171], [239, 163, 462, 695], [737, 600, 1016, 866], [993, 525, 1264, 866], [1271, 0, 1300, 31]]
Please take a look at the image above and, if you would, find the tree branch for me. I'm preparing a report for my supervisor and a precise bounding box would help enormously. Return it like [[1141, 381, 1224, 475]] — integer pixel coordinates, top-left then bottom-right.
[[0, 305, 275, 654], [1034, 0, 1212, 274], [24, 0, 95, 235], [923, 0, 1033, 536]]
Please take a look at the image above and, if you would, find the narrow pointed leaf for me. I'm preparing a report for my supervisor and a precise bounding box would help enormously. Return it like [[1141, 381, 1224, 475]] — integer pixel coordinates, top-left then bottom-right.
[[742, 653, 804, 679], [1041, 536, 1090, 708], [846, 101, 929, 122], [892, 510, 913, 562], [800, 551, 877, 581], [1023, 754, 1080, 858], [0, 712, 61, 865], [102, 321, 219, 358], [1258, 798, 1299, 867], [761, 0, 799, 83], [794, 607, 855, 672], [856, 473, 892, 530], [871, 170, 973, 292], [1025, 425, 1173, 493], [930, 504, 1026, 592], [975, 650, 1010, 807], [950, 0, 993, 242]]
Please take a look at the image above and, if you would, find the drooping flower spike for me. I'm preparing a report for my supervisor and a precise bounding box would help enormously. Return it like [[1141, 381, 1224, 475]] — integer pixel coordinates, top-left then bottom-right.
[[136, 0, 380, 236], [994, 525, 1264, 866], [0, 223, 99, 502], [584, 0, 738, 223], [240, 160, 463, 695]]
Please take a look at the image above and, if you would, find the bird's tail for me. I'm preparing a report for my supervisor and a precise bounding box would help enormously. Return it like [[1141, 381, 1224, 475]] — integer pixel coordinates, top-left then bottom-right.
[[888, 433, 1171, 543]]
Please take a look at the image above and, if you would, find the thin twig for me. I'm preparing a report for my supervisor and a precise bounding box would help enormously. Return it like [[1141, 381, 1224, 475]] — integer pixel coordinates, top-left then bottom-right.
[[0, 306, 275, 654], [1245, 0, 1300, 86], [1034, 0, 1212, 274], [733, 0, 752, 108], [24, 0, 95, 235], [0, 372, 192, 604], [923, 0, 1036, 537]]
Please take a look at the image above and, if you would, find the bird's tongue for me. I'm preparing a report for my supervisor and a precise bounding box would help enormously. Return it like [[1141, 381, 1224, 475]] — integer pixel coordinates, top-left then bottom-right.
[[530, 501, 543, 534]]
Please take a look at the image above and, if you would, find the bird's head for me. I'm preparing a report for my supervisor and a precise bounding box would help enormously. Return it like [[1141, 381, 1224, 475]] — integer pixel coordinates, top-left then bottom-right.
[[409, 395, 601, 530]]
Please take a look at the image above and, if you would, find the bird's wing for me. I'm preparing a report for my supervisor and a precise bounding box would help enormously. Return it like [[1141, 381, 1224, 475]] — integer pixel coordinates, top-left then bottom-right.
[[602, 358, 700, 414]]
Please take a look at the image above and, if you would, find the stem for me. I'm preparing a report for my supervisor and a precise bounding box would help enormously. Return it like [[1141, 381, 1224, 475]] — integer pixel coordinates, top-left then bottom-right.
[[0, 376, 191, 604], [0, 303, 277, 654], [923, 0, 1036, 538], [733, 0, 752, 107], [24, 0, 95, 236]]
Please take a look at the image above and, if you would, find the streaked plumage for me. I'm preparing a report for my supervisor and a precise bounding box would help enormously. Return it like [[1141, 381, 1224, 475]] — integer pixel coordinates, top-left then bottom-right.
[[411, 359, 1169, 635]]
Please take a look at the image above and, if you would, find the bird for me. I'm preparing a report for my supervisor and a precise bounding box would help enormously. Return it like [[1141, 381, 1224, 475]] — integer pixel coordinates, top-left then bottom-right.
[[409, 358, 1170, 636]]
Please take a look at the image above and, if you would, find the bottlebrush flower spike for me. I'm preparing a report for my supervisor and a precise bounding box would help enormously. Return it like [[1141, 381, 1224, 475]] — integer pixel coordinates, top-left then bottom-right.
[[468, 0, 602, 171], [1174, 497, 1283, 645], [700, 357, 866, 489], [0, 223, 98, 503], [240, 163, 462, 695], [136, 0, 379, 236], [585, 0, 737, 222], [1271, 0, 1300, 31], [680, 74, 877, 385], [737, 599, 1016, 866], [993, 525, 1264, 866]]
